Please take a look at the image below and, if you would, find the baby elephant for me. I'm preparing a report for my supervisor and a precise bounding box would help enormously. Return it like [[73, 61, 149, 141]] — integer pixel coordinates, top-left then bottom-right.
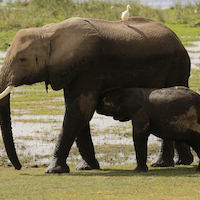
[[97, 86, 200, 172]]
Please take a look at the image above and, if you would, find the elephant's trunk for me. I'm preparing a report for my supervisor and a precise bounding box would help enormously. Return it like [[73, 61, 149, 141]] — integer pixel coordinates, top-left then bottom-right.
[[0, 84, 21, 170]]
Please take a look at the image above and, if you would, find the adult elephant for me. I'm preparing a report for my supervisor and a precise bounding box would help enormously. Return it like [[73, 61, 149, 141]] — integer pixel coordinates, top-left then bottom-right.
[[0, 17, 193, 173]]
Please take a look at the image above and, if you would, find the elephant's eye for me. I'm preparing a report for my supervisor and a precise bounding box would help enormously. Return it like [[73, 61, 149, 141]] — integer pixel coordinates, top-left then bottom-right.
[[35, 56, 38, 64], [19, 58, 26, 62]]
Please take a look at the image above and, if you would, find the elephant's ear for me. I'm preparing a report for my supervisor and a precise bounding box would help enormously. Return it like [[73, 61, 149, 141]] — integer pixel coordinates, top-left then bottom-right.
[[41, 18, 102, 90], [123, 88, 145, 114]]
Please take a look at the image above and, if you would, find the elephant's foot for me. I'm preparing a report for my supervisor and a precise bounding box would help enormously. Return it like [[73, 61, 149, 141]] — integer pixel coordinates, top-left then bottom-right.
[[150, 158, 174, 167], [133, 165, 148, 172], [45, 159, 70, 174], [174, 142, 193, 165], [174, 157, 193, 165], [195, 164, 200, 171], [75, 159, 100, 170], [151, 140, 175, 167], [174, 151, 193, 166]]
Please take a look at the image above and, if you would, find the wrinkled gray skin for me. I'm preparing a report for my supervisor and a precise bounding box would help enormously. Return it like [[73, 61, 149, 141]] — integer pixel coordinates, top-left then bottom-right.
[[97, 86, 200, 172], [0, 17, 192, 173]]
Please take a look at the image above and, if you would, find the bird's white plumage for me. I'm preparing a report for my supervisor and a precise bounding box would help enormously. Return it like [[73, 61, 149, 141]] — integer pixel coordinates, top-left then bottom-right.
[[121, 5, 131, 21]]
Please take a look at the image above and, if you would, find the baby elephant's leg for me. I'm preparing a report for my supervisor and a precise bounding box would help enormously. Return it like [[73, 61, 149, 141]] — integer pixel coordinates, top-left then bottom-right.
[[133, 117, 150, 172]]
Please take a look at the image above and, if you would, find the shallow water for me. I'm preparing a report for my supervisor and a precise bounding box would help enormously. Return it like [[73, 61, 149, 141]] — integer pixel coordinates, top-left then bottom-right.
[[9, 112, 160, 166], [0, 51, 7, 61]]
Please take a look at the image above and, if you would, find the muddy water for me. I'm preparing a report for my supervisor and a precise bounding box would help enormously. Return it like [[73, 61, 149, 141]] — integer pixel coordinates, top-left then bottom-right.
[[0, 51, 7, 59], [10, 113, 160, 166], [0, 41, 200, 166]]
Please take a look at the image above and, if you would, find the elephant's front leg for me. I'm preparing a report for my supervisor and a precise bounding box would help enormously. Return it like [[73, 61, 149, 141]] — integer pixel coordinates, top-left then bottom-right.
[[75, 123, 100, 170], [46, 89, 98, 174], [45, 106, 82, 173]]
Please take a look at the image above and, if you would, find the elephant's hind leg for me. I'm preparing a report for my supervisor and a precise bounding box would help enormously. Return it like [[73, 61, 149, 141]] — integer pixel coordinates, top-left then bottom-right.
[[150, 141, 193, 167], [193, 148, 200, 171], [174, 142, 193, 165], [150, 140, 175, 167], [186, 135, 200, 171]]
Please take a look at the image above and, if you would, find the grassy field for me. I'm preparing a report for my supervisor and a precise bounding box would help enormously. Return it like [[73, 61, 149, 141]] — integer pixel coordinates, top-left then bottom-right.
[[1, 0, 200, 199], [1, 165, 200, 199]]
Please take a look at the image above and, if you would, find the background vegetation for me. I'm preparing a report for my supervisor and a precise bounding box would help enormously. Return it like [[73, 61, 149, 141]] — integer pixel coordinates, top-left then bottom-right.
[[0, 0, 200, 49]]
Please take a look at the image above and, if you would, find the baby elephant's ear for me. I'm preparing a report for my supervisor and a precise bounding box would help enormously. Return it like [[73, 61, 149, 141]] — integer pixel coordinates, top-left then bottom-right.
[[122, 88, 145, 115], [114, 88, 144, 121]]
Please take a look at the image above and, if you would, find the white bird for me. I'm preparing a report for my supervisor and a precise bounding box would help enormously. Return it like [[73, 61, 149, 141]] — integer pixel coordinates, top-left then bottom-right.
[[121, 5, 131, 23]]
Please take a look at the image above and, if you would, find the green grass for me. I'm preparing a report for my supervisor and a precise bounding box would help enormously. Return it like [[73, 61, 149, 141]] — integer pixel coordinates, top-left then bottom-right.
[[0, 165, 200, 199]]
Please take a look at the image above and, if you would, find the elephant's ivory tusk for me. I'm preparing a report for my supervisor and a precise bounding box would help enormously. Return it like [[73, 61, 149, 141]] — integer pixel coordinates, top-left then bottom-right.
[[0, 85, 14, 99]]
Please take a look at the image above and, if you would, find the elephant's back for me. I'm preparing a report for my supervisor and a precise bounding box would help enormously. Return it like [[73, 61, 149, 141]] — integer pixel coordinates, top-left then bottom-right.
[[148, 87, 200, 109], [86, 17, 185, 58], [87, 16, 177, 41], [87, 16, 156, 27]]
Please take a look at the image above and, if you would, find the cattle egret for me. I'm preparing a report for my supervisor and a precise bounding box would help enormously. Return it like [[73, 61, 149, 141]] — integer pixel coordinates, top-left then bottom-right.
[[121, 5, 131, 24]]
